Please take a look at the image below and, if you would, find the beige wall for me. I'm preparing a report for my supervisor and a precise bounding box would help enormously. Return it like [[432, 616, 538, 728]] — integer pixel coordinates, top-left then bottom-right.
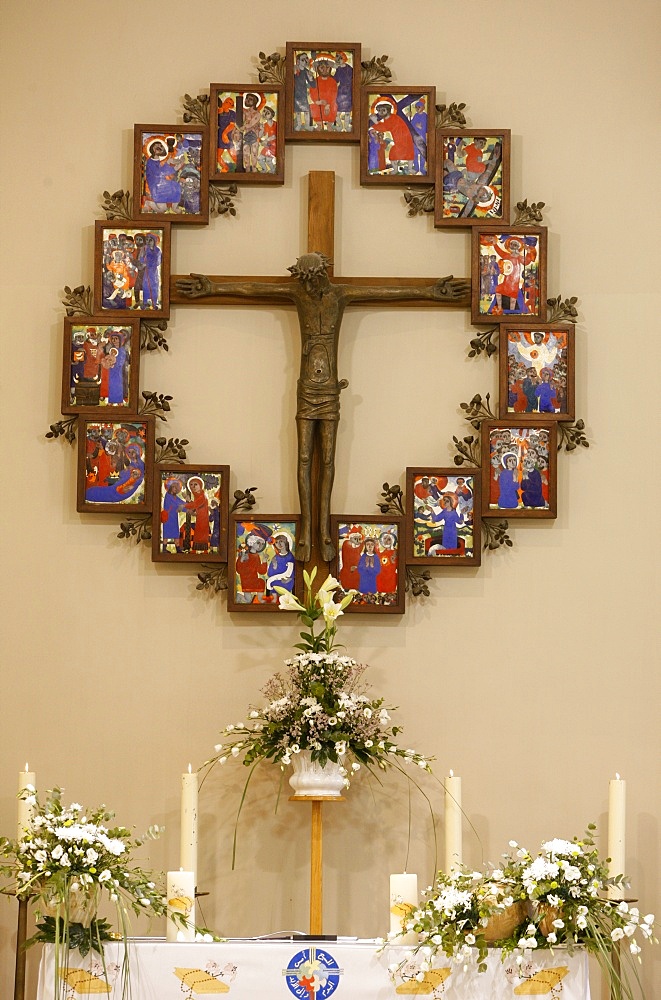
[[1, 1, 659, 997]]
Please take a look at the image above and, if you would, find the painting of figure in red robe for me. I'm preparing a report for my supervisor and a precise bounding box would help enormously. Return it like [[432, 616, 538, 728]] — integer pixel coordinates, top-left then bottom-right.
[[361, 86, 435, 185], [331, 516, 404, 614], [153, 464, 229, 563], [472, 227, 547, 323], [77, 417, 154, 514], [285, 42, 361, 142], [228, 516, 302, 612]]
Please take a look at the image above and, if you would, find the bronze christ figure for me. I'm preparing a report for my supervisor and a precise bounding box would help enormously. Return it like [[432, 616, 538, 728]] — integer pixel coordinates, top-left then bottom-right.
[[176, 252, 469, 563]]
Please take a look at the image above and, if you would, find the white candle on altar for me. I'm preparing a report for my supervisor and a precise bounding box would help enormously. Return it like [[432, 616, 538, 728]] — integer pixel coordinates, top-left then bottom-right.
[[389, 872, 418, 944], [17, 763, 36, 841], [166, 869, 196, 942], [444, 770, 463, 872], [608, 773, 626, 898], [180, 765, 198, 882]]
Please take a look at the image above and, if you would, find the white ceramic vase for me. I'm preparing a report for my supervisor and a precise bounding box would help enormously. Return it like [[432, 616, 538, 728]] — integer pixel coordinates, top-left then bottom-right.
[[39, 885, 100, 926], [288, 751, 346, 797]]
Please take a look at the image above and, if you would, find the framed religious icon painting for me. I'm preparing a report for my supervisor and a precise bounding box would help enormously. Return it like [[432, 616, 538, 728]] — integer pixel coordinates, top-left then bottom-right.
[[435, 129, 511, 227], [208, 84, 284, 183], [499, 324, 575, 421], [330, 516, 405, 613], [472, 226, 547, 324], [133, 124, 209, 224], [481, 421, 557, 519], [152, 464, 229, 563], [61, 317, 140, 416], [76, 416, 155, 514], [228, 515, 302, 611], [284, 42, 361, 141], [94, 222, 171, 319], [360, 86, 435, 185], [406, 468, 481, 566]]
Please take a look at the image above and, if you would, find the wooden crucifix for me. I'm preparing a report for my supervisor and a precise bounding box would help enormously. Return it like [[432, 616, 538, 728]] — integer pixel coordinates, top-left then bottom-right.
[[172, 171, 470, 567]]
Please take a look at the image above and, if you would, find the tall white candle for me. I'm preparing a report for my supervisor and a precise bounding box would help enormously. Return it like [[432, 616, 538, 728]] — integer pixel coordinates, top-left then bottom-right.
[[389, 872, 418, 944], [180, 765, 198, 882], [444, 771, 463, 872], [166, 869, 196, 942], [608, 773, 626, 899], [17, 764, 36, 841]]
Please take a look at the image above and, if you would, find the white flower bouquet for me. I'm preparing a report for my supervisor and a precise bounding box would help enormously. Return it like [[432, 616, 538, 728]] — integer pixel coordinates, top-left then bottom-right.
[[204, 570, 430, 779], [394, 827, 657, 1000], [0, 786, 170, 997], [202, 571, 432, 864]]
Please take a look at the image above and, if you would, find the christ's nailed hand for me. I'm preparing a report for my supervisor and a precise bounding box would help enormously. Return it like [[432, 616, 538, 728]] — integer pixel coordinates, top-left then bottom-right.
[[433, 275, 471, 301], [176, 273, 213, 298]]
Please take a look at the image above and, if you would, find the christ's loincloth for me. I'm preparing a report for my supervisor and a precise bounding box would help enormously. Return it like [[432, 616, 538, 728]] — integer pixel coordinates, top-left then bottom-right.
[[296, 379, 347, 421]]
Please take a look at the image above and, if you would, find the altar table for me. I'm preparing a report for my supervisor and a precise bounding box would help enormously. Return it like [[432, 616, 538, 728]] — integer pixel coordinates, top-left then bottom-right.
[[38, 939, 591, 999]]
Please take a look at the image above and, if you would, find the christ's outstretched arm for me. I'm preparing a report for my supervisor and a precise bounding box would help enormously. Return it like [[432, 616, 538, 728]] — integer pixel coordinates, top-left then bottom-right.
[[340, 274, 470, 305], [176, 273, 298, 301]]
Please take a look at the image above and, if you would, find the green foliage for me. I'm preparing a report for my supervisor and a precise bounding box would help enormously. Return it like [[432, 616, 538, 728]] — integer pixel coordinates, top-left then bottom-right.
[[28, 916, 113, 957]]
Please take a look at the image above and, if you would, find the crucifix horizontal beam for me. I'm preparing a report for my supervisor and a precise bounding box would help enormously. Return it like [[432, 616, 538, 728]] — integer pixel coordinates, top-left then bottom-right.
[[170, 274, 470, 307]]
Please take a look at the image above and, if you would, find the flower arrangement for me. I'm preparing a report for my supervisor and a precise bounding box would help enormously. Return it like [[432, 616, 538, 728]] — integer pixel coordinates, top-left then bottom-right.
[[394, 826, 656, 1000], [498, 828, 656, 998], [203, 570, 431, 780], [394, 868, 515, 972], [0, 786, 170, 997]]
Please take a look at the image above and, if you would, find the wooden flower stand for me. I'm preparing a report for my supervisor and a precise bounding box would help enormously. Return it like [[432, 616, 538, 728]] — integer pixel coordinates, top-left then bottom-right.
[[289, 795, 344, 935]]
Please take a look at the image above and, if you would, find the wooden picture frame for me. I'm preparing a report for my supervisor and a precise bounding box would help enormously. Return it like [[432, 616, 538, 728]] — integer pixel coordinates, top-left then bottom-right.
[[406, 468, 481, 566], [481, 420, 557, 519], [152, 464, 229, 563], [61, 317, 140, 416], [228, 514, 302, 611], [209, 84, 284, 184], [499, 323, 575, 421], [330, 516, 405, 613], [133, 124, 209, 224], [77, 416, 155, 514], [284, 41, 361, 142], [94, 221, 170, 319], [472, 226, 547, 325], [435, 129, 510, 228], [360, 86, 435, 185]]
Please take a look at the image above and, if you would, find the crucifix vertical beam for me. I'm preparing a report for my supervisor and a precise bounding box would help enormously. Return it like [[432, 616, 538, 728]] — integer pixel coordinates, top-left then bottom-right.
[[307, 171, 335, 270]]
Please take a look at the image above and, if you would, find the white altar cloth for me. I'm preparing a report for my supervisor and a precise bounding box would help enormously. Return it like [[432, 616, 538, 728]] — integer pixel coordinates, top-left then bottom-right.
[[38, 939, 591, 999]]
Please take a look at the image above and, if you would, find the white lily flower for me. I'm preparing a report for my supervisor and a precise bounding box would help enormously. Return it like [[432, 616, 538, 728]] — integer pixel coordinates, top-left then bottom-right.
[[317, 574, 340, 599], [322, 599, 344, 626], [277, 590, 305, 613]]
